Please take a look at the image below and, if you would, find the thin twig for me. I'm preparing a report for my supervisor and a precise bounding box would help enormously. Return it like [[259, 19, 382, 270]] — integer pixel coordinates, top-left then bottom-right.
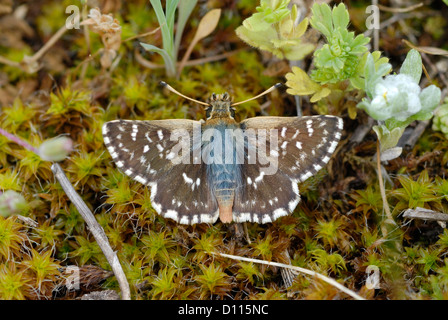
[[211, 251, 365, 300], [378, 2, 423, 13], [0, 127, 39, 154], [136, 48, 244, 70], [51, 163, 131, 300], [123, 26, 161, 42], [403, 207, 448, 222], [376, 140, 396, 232], [0, 55, 21, 68], [29, 25, 68, 64]]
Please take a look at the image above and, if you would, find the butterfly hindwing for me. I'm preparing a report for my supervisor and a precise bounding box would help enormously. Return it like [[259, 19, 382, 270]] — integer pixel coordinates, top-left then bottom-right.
[[233, 115, 343, 223], [102, 119, 219, 224]]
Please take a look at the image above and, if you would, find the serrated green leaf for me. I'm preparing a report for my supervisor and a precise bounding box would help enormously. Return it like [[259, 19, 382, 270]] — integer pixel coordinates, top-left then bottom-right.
[[332, 3, 349, 30], [310, 3, 333, 38]]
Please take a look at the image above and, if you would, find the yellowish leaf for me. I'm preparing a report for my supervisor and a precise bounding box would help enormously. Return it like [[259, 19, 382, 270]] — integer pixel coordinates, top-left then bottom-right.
[[285, 66, 321, 95], [178, 9, 222, 74], [193, 8, 221, 42], [310, 87, 331, 102]]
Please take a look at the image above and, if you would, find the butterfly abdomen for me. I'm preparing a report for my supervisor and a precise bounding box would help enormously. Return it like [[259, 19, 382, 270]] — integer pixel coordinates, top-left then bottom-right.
[[203, 122, 242, 223]]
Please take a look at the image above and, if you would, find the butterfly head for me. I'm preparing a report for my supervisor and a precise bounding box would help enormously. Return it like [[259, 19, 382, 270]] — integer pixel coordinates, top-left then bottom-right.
[[205, 92, 236, 120]]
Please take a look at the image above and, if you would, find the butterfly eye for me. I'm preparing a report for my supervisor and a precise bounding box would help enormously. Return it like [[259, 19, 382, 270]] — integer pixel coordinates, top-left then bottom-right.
[[205, 107, 212, 118], [229, 107, 235, 118]]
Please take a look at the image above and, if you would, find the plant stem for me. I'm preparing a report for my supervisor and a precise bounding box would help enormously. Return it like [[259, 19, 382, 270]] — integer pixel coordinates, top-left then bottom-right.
[[0, 55, 21, 68], [51, 163, 131, 300], [0, 127, 39, 154], [30, 25, 68, 64], [211, 251, 365, 300], [376, 140, 396, 231]]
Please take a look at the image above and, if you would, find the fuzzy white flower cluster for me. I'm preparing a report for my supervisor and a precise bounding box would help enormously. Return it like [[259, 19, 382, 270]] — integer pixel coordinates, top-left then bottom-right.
[[358, 50, 440, 126], [369, 74, 422, 121], [357, 49, 441, 159]]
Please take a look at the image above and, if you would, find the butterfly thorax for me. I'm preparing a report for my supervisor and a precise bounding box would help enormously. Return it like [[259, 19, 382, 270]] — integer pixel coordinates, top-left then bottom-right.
[[205, 92, 236, 123]]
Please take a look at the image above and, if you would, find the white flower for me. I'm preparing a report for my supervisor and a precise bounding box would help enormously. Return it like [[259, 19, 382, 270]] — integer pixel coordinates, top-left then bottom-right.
[[362, 74, 422, 121]]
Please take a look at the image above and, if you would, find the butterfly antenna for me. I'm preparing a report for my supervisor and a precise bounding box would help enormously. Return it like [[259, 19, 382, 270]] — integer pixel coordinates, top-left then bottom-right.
[[230, 83, 283, 107], [160, 81, 210, 106]]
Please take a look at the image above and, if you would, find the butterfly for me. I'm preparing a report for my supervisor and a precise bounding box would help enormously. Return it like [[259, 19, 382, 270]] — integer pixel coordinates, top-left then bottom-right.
[[102, 82, 343, 225]]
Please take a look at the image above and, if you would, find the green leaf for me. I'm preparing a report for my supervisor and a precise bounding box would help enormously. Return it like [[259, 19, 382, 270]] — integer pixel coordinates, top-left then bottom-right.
[[364, 53, 392, 98], [332, 3, 349, 30], [140, 42, 176, 77], [419, 85, 441, 113], [235, 24, 278, 53], [372, 124, 405, 152], [400, 49, 422, 84], [174, 0, 197, 58], [310, 3, 333, 38]]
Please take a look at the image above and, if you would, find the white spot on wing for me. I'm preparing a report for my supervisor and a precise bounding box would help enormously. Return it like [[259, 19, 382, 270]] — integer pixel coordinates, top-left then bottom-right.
[[165, 210, 178, 222], [262, 214, 272, 223], [281, 127, 287, 138], [255, 171, 265, 183], [182, 173, 193, 184], [273, 208, 288, 220], [134, 175, 147, 184]]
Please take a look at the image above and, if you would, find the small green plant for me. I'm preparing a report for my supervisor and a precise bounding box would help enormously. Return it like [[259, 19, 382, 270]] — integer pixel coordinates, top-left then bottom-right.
[[0, 217, 26, 261], [285, 3, 386, 104], [357, 49, 441, 160], [235, 0, 314, 61], [194, 263, 231, 299], [0, 262, 31, 300], [149, 267, 179, 299], [141, 0, 221, 78], [432, 98, 448, 137]]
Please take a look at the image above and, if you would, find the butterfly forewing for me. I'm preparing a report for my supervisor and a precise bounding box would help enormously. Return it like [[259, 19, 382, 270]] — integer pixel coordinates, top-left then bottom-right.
[[102, 119, 219, 224], [233, 115, 343, 223]]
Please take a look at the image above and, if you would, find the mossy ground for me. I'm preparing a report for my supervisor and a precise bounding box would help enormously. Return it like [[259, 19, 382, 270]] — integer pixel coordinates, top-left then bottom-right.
[[1, 0, 448, 300]]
